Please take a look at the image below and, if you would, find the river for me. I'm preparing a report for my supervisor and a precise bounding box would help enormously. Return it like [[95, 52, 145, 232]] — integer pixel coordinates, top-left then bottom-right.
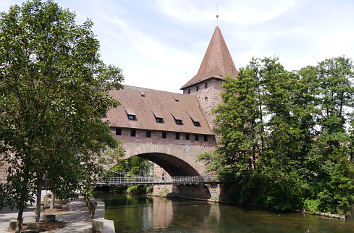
[[94, 192, 354, 233]]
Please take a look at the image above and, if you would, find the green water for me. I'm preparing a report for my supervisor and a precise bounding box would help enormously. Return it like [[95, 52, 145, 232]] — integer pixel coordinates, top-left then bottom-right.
[[95, 192, 354, 233]]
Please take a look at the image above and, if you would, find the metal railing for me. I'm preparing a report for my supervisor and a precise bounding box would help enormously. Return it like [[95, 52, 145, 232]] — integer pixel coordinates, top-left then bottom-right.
[[96, 175, 220, 186]]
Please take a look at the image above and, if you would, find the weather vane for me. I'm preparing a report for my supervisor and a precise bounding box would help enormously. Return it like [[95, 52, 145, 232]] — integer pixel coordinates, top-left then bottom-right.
[[216, 4, 219, 25]]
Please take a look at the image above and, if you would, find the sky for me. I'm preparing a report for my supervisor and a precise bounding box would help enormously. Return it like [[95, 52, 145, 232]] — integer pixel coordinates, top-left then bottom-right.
[[1, 0, 353, 93]]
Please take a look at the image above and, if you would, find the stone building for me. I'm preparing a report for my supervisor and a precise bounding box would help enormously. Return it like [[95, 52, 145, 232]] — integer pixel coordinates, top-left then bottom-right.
[[107, 26, 238, 198]]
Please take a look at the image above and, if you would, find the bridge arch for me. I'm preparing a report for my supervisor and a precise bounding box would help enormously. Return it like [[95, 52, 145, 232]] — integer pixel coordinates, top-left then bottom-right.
[[137, 153, 199, 176], [123, 142, 213, 177]]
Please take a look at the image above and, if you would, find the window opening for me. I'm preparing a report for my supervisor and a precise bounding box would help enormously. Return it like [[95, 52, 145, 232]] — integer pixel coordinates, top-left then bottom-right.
[[116, 128, 122, 135], [186, 134, 190, 140], [146, 131, 151, 138], [176, 133, 180, 140], [128, 114, 136, 120], [195, 135, 199, 141], [131, 129, 136, 137], [175, 119, 183, 125], [193, 121, 200, 126], [162, 131, 167, 139]]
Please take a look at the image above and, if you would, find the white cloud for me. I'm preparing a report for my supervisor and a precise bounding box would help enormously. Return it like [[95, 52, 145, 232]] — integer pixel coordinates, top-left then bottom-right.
[[155, 0, 297, 25]]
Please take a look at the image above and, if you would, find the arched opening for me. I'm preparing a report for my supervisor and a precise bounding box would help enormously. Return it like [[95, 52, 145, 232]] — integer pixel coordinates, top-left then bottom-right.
[[136, 153, 200, 176]]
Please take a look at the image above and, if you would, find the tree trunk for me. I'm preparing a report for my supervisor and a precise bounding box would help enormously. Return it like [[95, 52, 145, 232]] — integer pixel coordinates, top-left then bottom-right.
[[35, 185, 42, 222], [15, 205, 24, 233], [50, 191, 55, 209]]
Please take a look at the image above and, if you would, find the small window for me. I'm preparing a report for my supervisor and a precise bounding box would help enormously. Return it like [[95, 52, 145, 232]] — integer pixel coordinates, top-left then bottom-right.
[[156, 117, 164, 123], [204, 135, 208, 141], [195, 135, 199, 141], [176, 133, 180, 140], [162, 131, 167, 139], [205, 97, 208, 103], [205, 83, 208, 89], [128, 114, 136, 120], [146, 131, 151, 138], [131, 129, 136, 137], [196, 86, 199, 91], [186, 134, 190, 140], [188, 89, 191, 94], [116, 128, 122, 135], [175, 119, 183, 125], [193, 121, 200, 126]]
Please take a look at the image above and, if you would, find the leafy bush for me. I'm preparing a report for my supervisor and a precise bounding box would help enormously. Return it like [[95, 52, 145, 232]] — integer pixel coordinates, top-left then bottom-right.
[[304, 199, 320, 214]]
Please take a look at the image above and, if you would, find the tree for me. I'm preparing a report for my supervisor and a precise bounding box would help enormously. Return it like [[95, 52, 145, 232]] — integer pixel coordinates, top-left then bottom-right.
[[0, 0, 124, 231], [202, 56, 353, 213], [312, 56, 354, 213]]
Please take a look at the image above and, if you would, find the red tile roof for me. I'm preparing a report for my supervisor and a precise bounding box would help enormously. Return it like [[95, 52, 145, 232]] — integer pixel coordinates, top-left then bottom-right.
[[107, 86, 214, 135], [181, 26, 238, 89]]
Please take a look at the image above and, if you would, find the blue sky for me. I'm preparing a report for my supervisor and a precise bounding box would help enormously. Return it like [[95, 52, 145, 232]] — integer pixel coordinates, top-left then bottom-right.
[[1, 0, 353, 93]]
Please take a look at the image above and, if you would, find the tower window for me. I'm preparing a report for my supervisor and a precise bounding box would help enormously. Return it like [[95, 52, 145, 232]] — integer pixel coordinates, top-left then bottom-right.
[[186, 134, 190, 140], [116, 128, 122, 135], [127, 114, 136, 120], [204, 135, 208, 141], [188, 89, 191, 94], [131, 129, 136, 137], [146, 131, 151, 138], [176, 133, 180, 140], [162, 131, 167, 139], [175, 119, 183, 125], [195, 135, 199, 141], [156, 117, 164, 123], [205, 83, 208, 88], [196, 86, 199, 91]]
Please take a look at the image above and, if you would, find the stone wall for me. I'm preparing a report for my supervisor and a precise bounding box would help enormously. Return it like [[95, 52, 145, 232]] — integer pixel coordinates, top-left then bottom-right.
[[182, 78, 222, 129], [111, 128, 216, 147]]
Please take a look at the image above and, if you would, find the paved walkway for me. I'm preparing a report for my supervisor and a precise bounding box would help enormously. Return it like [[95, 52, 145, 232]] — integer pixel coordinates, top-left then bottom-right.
[[0, 197, 92, 232]]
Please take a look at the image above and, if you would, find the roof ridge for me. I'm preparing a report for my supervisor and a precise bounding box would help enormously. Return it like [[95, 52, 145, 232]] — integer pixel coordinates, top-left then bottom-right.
[[123, 85, 186, 96]]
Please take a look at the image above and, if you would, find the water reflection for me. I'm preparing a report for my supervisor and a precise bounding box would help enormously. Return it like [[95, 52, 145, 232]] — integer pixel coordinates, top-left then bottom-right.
[[95, 193, 354, 233]]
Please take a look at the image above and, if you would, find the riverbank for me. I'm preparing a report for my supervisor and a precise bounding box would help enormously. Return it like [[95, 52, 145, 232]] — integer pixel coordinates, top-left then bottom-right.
[[0, 196, 113, 232]]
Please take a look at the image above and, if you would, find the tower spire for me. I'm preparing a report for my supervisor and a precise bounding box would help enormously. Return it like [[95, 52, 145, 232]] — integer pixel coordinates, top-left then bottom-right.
[[181, 26, 238, 90], [216, 4, 219, 26]]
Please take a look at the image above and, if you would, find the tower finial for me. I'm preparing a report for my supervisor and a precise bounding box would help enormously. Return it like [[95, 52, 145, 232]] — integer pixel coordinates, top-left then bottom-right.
[[216, 4, 219, 25]]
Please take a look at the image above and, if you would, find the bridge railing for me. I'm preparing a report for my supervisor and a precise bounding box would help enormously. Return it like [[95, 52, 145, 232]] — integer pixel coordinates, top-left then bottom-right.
[[96, 175, 220, 186]]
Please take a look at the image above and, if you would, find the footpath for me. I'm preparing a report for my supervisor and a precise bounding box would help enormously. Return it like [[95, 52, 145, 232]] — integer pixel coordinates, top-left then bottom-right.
[[0, 197, 114, 232]]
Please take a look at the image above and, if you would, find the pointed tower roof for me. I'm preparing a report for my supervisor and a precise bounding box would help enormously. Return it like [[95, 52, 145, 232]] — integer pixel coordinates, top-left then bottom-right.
[[181, 26, 238, 89]]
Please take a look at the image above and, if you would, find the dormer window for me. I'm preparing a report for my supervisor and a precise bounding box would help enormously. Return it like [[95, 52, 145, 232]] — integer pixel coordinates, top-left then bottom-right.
[[124, 107, 137, 121], [193, 121, 200, 126], [128, 114, 136, 120], [156, 117, 164, 123], [171, 112, 183, 125], [175, 119, 183, 125], [153, 111, 164, 123]]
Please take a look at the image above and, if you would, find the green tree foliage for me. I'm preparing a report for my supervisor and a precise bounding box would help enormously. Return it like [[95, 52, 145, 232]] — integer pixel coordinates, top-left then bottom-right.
[[0, 0, 124, 231], [107, 156, 153, 194], [203, 56, 353, 214]]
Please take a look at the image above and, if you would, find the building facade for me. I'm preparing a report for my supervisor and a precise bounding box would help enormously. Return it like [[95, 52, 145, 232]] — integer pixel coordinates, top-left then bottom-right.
[[106, 26, 238, 198]]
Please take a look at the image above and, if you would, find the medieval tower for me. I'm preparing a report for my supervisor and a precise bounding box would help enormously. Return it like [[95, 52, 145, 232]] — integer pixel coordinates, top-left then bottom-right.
[[181, 26, 238, 128]]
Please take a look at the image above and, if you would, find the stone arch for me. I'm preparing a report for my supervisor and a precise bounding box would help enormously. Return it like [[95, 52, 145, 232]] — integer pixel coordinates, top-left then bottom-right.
[[123, 142, 210, 176], [136, 153, 199, 176]]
